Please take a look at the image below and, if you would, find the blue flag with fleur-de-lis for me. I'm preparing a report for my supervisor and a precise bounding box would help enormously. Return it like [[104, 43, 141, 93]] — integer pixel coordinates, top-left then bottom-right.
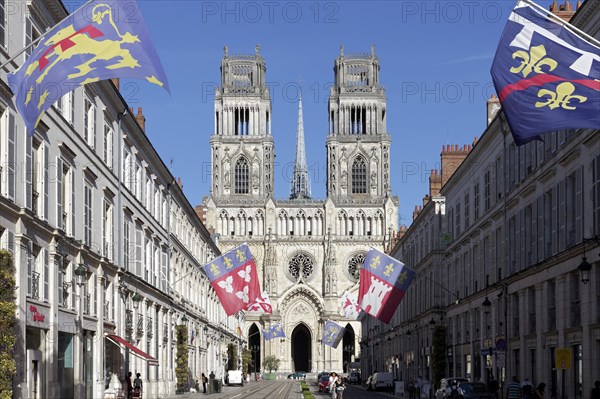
[[263, 322, 285, 341], [490, 0, 599, 145], [321, 320, 345, 348]]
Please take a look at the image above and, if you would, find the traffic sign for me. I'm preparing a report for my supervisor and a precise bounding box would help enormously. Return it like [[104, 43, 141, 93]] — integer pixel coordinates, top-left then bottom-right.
[[496, 338, 507, 351], [496, 352, 506, 368], [555, 348, 572, 370]]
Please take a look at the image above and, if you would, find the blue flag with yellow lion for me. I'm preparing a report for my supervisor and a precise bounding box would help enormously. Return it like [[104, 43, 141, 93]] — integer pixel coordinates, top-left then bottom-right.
[[8, 0, 169, 132]]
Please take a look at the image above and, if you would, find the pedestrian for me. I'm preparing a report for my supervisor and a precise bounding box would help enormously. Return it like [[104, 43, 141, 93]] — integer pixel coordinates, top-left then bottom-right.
[[591, 380, 600, 399], [488, 375, 499, 399], [533, 383, 546, 399], [201, 373, 207, 394], [209, 370, 215, 380], [506, 376, 520, 399], [125, 372, 133, 399], [416, 376, 423, 399], [133, 373, 143, 398], [522, 382, 533, 399], [329, 372, 338, 399], [336, 375, 346, 399]]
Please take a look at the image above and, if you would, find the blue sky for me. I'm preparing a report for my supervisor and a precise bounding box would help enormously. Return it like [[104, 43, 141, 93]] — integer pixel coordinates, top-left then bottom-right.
[[112, 0, 559, 226]]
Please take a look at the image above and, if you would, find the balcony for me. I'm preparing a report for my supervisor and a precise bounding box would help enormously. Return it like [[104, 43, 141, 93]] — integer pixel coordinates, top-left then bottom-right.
[[30, 272, 40, 300], [84, 294, 91, 315], [32, 190, 39, 215], [136, 314, 144, 339], [147, 317, 153, 339], [125, 310, 134, 340]]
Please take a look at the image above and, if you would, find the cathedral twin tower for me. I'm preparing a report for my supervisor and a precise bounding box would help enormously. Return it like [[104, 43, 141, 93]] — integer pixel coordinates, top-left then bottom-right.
[[203, 46, 398, 373]]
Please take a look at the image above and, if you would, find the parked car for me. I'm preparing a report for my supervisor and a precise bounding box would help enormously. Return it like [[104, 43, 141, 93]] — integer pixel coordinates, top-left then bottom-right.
[[226, 370, 244, 386], [287, 372, 306, 380], [317, 372, 330, 380], [349, 372, 361, 384], [318, 375, 331, 392], [456, 382, 495, 399], [367, 372, 393, 391], [435, 378, 469, 399]]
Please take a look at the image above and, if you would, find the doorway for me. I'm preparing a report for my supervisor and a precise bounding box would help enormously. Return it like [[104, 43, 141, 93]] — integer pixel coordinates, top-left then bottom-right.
[[291, 324, 311, 372]]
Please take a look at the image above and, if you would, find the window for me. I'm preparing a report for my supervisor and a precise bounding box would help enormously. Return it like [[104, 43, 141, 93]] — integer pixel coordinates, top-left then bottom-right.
[[2, 111, 17, 200], [288, 253, 314, 280], [84, 97, 96, 148], [484, 170, 491, 210], [464, 192, 470, 229], [234, 157, 249, 194], [84, 180, 93, 246], [351, 156, 367, 194], [0, 0, 6, 48], [474, 183, 480, 220], [347, 252, 366, 281], [102, 199, 113, 260], [57, 159, 75, 236], [570, 272, 580, 327], [124, 217, 131, 270], [547, 280, 556, 330], [594, 154, 600, 235], [103, 123, 113, 167]]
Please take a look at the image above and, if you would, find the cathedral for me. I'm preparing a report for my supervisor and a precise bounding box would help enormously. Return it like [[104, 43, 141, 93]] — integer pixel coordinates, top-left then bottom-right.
[[202, 45, 399, 373]]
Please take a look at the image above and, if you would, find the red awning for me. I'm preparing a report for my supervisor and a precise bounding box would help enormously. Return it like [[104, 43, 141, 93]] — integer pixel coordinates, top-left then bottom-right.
[[106, 334, 158, 366]]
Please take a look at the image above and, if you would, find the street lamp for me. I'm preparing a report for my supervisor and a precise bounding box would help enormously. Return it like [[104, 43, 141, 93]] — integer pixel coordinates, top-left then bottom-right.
[[578, 256, 591, 284], [131, 292, 142, 310], [74, 263, 88, 287], [482, 297, 492, 314], [251, 345, 260, 379]]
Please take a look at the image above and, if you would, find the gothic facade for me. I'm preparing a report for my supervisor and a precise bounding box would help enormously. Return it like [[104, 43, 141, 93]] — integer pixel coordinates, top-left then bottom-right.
[[202, 46, 399, 373]]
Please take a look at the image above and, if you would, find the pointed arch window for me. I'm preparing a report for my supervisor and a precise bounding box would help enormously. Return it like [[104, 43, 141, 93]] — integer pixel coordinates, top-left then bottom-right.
[[351, 156, 367, 194], [235, 157, 249, 194]]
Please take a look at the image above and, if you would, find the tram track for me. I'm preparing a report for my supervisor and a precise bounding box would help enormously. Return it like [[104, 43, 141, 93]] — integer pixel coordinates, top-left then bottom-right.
[[226, 379, 299, 399]]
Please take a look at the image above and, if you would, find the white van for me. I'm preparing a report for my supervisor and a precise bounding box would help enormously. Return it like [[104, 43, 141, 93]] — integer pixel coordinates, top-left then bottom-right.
[[226, 370, 244, 386], [369, 372, 394, 391]]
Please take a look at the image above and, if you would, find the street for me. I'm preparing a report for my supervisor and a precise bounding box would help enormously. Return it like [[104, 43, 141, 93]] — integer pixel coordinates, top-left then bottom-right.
[[167, 379, 402, 399]]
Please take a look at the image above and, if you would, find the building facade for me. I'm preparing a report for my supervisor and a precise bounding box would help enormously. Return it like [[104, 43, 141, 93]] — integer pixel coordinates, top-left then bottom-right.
[[202, 46, 399, 373], [0, 1, 243, 397], [364, 2, 600, 397]]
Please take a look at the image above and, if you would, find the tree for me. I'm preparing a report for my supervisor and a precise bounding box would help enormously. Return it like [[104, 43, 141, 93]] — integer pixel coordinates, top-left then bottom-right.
[[242, 349, 252, 375], [432, 325, 447, 388], [227, 343, 238, 370], [262, 355, 280, 374], [175, 325, 189, 393], [0, 250, 16, 399]]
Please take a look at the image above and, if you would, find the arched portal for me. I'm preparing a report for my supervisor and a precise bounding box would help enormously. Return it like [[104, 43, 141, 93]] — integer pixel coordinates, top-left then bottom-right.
[[291, 324, 311, 372], [342, 324, 355, 373], [248, 323, 261, 374]]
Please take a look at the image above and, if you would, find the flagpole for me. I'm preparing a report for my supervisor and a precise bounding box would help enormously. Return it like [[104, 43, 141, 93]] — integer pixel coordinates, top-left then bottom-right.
[[0, 0, 96, 71], [522, 0, 600, 47]]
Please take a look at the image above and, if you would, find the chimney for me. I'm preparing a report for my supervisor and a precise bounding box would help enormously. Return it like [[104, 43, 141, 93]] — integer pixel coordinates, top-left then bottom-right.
[[194, 205, 207, 223], [487, 95, 500, 126], [111, 78, 120, 90], [423, 194, 430, 207], [135, 107, 146, 132], [413, 205, 422, 221], [441, 144, 472, 187], [429, 169, 442, 197], [177, 177, 183, 189], [549, 0, 577, 22]]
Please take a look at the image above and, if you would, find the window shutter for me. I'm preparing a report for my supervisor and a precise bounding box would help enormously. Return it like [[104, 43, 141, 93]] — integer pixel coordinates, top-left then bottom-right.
[[537, 196, 543, 262], [25, 132, 32, 210], [575, 165, 583, 243], [136, 227, 142, 277], [92, 104, 97, 149], [56, 157, 63, 229], [70, 169, 75, 236], [551, 185, 558, 255], [43, 248, 49, 301], [27, 241, 33, 296], [43, 143, 49, 220], [558, 180, 566, 252], [7, 112, 16, 200]]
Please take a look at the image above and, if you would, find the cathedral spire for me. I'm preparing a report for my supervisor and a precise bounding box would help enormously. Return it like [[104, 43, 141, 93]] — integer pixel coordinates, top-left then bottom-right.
[[290, 95, 311, 199]]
